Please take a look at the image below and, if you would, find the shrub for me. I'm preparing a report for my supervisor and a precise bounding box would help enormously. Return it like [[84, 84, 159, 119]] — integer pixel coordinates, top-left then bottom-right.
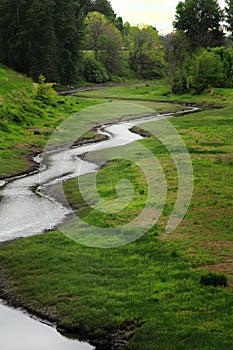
[[200, 272, 227, 287], [210, 47, 233, 87], [187, 50, 224, 94], [170, 249, 179, 258], [83, 55, 109, 83], [34, 74, 57, 105], [172, 47, 233, 95], [130, 50, 166, 79], [119, 51, 135, 79], [171, 70, 188, 94]]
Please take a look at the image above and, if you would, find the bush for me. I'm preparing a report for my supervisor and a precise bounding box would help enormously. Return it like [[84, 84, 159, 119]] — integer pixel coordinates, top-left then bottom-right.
[[171, 70, 188, 94], [119, 51, 135, 79], [83, 55, 109, 83], [171, 48, 233, 95], [187, 51, 224, 94], [200, 272, 227, 287], [130, 50, 166, 79], [210, 47, 233, 87], [34, 74, 57, 105]]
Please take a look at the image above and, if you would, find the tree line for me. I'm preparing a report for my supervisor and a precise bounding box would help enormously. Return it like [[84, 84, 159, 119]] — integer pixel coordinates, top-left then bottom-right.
[[0, 0, 164, 84], [2, 0, 233, 94]]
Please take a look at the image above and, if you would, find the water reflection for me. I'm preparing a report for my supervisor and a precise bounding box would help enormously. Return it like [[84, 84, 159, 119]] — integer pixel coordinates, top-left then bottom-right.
[[0, 303, 94, 350]]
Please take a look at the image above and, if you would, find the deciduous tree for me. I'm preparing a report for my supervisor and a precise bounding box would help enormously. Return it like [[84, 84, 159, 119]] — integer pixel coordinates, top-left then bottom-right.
[[187, 50, 224, 93], [173, 0, 224, 48], [129, 26, 165, 79], [85, 12, 122, 73]]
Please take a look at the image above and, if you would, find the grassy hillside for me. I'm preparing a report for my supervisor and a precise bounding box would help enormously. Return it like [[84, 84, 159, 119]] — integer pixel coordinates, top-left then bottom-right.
[[0, 77, 233, 349], [0, 64, 33, 96], [0, 65, 103, 177]]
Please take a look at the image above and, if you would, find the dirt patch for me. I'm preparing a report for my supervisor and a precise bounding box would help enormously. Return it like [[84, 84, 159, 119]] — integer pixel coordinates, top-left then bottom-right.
[[58, 83, 145, 96], [196, 241, 233, 287]]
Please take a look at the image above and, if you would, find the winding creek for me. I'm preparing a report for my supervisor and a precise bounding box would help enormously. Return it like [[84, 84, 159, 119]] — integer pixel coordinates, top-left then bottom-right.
[[0, 118, 146, 242], [0, 108, 196, 349]]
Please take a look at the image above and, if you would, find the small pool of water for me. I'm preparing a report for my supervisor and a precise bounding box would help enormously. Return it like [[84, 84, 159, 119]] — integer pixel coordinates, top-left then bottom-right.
[[0, 302, 94, 350]]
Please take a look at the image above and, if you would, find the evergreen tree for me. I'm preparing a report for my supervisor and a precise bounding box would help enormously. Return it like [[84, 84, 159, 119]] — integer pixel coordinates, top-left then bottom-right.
[[0, 0, 86, 83], [115, 17, 124, 32], [0, 0, 31, 72], [54, 0, 85, 84], [92, 0, 116, 22], [225, 0, 233, 37], [27, 0, 59, 81]]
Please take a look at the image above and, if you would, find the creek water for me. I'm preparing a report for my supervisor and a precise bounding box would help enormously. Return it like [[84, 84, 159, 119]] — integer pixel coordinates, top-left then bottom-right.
[[0, 302, 94, 350]]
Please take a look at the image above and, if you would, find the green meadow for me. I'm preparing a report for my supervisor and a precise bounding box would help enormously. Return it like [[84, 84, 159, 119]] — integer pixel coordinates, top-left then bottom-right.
[[0, 70, 233, 349]]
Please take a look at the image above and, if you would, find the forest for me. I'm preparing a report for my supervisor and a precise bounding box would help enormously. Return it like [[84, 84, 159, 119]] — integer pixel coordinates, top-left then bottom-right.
[[1, 0, 233, 94]]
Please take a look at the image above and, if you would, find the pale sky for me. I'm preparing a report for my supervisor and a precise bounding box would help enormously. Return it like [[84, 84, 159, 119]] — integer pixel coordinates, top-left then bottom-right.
[[111, 0, 226, 35]]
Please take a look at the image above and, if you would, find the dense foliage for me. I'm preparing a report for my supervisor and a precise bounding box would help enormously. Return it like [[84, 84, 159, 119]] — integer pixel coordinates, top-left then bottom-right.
[[0, 0, 117, 84], [0, 0, 90, 84], [170, 47, 233, 94], [85, 11, 123, 74], [0, 0, 166, 84], [1, 0, 233, 90], [129, 26, 166, 79], [82, 54, 109, 83], [169, 0, 233, 94]]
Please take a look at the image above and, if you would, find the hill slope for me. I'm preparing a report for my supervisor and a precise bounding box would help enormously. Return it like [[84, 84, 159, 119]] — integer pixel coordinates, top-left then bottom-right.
[[0, 65, 96, 177]]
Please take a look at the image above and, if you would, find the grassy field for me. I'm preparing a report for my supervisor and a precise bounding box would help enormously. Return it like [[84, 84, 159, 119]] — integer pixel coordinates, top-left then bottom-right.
[[0, 71, 233, 349], [73, 79, 233, 106]]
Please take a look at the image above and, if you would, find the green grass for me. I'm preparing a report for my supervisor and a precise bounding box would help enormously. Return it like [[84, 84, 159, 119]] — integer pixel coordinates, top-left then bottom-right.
[[0, 71, 233, 348], [61, 104, 232, 263], [0, 65, 107, 177], [1, 232, 233, 349], [0, 64, 33, 96], [74, 79, 233, 106], [63, 158, 150, 228], [0, 95, 98, 177]]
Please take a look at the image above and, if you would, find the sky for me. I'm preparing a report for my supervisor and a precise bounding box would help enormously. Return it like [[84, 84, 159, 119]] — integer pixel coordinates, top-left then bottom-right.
[[111, 0, 226, 35]]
